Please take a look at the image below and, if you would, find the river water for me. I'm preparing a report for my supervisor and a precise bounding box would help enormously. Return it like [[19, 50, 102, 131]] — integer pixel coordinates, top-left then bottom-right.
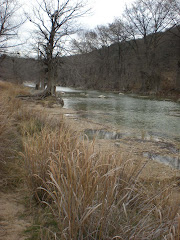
[[57, 86, 180, 142]]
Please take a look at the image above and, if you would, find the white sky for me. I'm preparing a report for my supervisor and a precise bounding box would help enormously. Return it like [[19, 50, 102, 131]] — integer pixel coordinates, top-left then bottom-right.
[[15, 0, 135, 56], [20, 0, 135, 29], [82, 0, 134, 28]]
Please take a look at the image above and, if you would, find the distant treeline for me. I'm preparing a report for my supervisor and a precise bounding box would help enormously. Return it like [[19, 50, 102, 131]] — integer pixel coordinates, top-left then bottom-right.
[[0, 27, 179, 96], [61, 27, 180, 96]]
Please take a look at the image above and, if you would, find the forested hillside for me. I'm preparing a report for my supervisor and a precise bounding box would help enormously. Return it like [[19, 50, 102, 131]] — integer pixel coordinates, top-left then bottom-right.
[[60, 27, 180, 96], [0, 28, 179, 97], [0, 55, 39, 84]]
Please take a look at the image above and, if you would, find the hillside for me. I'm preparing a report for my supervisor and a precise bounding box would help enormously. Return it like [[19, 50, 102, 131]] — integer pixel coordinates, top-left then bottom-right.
[[60, 27, 180, 97], [0, 27, 179, 97], [0, 55, 38, 84]]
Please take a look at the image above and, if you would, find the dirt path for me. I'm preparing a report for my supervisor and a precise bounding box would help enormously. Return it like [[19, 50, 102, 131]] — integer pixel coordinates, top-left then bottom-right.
[[0, 189, 31, 240]]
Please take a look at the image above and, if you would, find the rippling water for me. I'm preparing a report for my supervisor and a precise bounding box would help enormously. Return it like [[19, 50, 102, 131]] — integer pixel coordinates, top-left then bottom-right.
[[56, 86, 180, 142]]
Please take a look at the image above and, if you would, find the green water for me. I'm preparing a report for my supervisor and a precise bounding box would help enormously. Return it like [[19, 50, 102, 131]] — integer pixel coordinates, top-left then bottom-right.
[[57, 87, 180, 142]]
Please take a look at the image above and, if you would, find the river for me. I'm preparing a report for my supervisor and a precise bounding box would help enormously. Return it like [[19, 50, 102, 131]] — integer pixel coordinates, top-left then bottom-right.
[[24, 83, 180, 168], [57, 86, 180, 143]]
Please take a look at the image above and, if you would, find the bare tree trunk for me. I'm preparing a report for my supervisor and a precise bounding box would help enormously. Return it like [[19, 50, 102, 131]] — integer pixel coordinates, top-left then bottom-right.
[[35, 83, 40, 90], [46, 61, 56, 95], [40, 77, 45, 90]]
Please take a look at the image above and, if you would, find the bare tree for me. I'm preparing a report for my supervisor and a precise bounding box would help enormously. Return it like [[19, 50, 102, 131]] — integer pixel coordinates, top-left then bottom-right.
[[71, 24, 118, 55], [0, 0, 23, 52], [122, 0, 175, 91], [71, 33, 91, 54], [70, 20, 128, 90], [167, 0, 180, 37], [106, 18, 127, 67], [123, 0, 174, 59], [71, 29, 99, 54], [71, 18, 128, 57], [107, 18, 127, 44], [27, 0, 90, 96]]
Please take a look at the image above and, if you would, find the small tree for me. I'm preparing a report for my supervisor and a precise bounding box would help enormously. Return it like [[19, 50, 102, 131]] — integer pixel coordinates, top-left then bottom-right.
[[27, 0, 89, 96]]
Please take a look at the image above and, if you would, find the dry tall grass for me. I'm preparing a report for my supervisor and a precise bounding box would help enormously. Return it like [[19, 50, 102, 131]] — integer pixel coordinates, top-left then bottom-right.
[[21, 112, 180, 239], [1, 81, 179, 239], [0, 81, 27, 188]]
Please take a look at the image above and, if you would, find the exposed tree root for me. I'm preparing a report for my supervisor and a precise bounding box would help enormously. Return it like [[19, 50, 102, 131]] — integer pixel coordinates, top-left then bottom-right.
[[16, 89, 64, 106], [16, 89, 51, 99]]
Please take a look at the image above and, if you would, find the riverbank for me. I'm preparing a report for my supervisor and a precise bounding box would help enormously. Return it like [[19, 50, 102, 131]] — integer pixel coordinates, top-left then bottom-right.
[[25, 93, 180, 179], [28, 82, 180, 103], [1, 81, 180, 239]]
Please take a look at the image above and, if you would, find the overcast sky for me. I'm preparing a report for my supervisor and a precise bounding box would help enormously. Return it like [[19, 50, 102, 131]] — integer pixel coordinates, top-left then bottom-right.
[[21, 0, 135, 29], [82, 0, 134, 28], [16, 0, 135, 55]]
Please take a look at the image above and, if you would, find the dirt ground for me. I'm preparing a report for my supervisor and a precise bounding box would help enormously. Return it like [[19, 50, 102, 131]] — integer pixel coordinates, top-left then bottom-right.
[[0, 190, 31, 240]]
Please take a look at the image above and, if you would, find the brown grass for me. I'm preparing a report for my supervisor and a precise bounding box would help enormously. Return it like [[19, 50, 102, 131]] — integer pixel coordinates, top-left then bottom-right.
[[21, 112, 180, 239], [0, 81, 28, 189], [0, 80, 179, 239]]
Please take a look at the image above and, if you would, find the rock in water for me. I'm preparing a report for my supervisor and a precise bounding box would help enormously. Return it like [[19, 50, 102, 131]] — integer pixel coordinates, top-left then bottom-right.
[[98, 95, 106, 98]]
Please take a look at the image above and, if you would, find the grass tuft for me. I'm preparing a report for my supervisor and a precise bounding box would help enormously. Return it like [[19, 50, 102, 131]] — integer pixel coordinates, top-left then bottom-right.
[[1, 81, 179, 239], [0, 81, 27, 189], [21, 110, 180, 239]]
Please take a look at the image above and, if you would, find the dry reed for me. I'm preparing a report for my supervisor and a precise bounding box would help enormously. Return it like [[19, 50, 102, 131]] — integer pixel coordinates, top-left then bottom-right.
[[0, 81, 27, 188], [1, 81, 179, 239], [21, 111, 180, 239]]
